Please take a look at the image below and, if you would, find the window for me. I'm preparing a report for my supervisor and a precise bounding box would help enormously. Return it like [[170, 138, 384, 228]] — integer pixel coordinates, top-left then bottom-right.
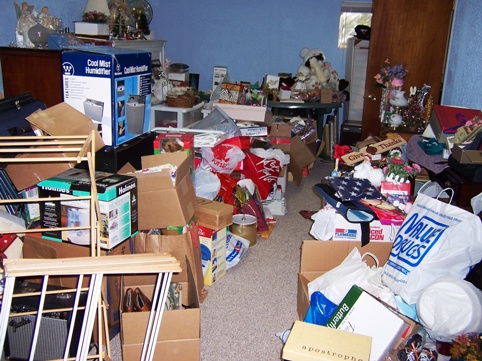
[[338, 1, 373, 48]]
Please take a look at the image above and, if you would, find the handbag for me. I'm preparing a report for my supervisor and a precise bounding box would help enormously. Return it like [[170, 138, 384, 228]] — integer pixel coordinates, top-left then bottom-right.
[[0, 92, 45, 137]]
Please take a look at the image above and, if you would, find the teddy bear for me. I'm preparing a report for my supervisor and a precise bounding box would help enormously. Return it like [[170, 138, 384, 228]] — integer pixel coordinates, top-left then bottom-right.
[[297, 47, 331, 90], [296, 47, 350, 102]]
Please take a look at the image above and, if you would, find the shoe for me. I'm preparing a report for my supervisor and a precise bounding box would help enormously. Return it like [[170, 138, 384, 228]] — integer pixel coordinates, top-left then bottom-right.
[[299, 210, 317, 219], [134, 287, 152, 312], [124, 288, 134, 312]]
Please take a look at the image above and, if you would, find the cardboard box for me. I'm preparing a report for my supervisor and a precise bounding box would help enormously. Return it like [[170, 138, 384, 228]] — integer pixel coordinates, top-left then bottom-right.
[[297, 241, 393, 321], [121, 260, 200, 361], [320, 89, 333, 103], [199, 226, 227, 286], [269, 122, 320, 185], [216, 103, 272, 124], [451, 143, 482, 164], [282, 321, 371, 361], [22, 234, 133, 338], [62, 47, 152, 146], [331, 213, 400, 242], [121, 152, 197, 230], [327, 285, 409, 361], [74, 22, 109, 36], [37, 168, 138, 249], [195, 197, 233, 231], [5, 103, 105, 191], [132, 228, 206, 305]]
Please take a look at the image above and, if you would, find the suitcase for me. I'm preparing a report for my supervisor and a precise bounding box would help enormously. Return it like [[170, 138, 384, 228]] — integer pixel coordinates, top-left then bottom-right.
[[0, 92, 46, 136]]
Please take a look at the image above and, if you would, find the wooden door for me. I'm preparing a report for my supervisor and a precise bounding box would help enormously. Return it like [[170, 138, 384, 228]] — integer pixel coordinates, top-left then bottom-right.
[[361, 0, 454, 139]]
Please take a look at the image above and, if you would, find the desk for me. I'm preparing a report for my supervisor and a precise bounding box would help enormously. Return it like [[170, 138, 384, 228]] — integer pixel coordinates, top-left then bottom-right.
[[267, 101, 342, 142]]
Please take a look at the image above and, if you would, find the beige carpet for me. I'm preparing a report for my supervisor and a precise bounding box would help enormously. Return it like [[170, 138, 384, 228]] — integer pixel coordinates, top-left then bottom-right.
[[108, 160, 331, 360]]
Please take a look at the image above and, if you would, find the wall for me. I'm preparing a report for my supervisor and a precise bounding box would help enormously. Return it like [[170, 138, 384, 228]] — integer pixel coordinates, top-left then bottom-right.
[[0, 0, 349, 92], [1, 0, 480, 110], [442, 0, 482, 110]]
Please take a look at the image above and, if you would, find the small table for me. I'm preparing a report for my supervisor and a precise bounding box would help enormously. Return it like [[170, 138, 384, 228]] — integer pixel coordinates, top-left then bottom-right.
[[267, 101, 342, 142]]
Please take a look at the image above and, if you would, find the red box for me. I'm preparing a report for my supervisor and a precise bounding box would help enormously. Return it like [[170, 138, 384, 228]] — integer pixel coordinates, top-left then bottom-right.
[[153, 133, 195, 157]]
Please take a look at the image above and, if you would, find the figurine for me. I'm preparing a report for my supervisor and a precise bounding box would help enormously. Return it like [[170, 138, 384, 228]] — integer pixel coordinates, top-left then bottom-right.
[[15, 2, 37, 47]]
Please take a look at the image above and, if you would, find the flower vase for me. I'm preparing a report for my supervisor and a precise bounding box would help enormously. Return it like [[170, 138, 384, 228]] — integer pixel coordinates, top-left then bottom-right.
[[390, 90, 408, 107]]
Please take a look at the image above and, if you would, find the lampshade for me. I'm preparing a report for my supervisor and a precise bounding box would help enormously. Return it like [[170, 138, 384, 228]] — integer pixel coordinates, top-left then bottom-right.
[[84, 0, 110, 14]]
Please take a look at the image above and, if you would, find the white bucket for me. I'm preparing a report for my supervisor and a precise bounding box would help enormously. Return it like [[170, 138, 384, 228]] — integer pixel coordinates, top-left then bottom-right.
[[231, 214, 257, 246]]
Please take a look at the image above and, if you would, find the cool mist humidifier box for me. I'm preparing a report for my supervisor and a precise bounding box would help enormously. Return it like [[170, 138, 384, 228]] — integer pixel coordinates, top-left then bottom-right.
[[62, 46, 152, 147], [37, 168, 138, 249]]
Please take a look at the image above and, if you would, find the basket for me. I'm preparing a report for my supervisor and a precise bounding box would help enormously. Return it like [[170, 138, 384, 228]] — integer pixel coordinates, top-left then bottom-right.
[[166, 95, 196, 108]]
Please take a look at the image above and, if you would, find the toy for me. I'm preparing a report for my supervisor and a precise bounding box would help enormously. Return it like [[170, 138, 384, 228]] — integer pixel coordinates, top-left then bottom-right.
[[297, 47, 350, 101], [352, 158, 385, 188], [297, 48, 331, 90]]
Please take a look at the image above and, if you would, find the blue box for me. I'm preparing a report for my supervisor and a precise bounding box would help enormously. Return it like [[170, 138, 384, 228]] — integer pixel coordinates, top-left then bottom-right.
[[62, 46, 152, 147]]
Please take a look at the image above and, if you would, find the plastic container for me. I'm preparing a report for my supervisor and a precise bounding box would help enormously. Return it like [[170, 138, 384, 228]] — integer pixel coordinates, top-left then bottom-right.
[[417, 277, 482, 342], [230, 214, 257, 246]]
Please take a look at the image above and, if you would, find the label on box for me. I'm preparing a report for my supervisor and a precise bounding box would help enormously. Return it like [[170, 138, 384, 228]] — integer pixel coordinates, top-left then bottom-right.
[[199, 226, 227, 286], [62, 49, 152, 147], [282, 321, 372, 361], [332, 213, 399, 242]]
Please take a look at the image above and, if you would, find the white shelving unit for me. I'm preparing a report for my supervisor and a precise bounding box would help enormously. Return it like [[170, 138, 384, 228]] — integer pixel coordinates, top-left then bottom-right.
[[344, 37, 370, 125]]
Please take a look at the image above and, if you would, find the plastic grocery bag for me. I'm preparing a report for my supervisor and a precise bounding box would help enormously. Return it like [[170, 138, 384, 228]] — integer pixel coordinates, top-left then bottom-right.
[[225, 232, 250, 270], [382, 192, 482, 305], [307, 248, 379, 305]]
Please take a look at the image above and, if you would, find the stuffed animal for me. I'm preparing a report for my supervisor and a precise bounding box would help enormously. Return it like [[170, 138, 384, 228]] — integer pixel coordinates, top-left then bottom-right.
[[296, 48, 350, 101], [352, 158, 385, 188], [297, 48, 331, 90]]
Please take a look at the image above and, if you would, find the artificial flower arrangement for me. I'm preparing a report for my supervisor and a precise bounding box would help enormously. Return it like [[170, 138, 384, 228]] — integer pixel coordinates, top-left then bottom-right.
[[374, 59, 408, 89], [82, 11, 108, 23], [379, 149, 422, 184], [450, 332, 481, 361]]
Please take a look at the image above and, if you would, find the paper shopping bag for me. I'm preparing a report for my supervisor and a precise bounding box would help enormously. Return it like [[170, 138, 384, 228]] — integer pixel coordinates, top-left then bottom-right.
[[381, 193, 482, 305]]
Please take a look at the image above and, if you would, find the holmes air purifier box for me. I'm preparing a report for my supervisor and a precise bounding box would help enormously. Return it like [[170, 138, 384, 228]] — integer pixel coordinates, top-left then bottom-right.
[[62, 46, 152, 147], [37, 168, 138, 249]]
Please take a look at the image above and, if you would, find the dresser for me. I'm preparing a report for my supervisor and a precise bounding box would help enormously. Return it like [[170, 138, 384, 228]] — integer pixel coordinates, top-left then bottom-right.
[[0, 47, 63, 107]]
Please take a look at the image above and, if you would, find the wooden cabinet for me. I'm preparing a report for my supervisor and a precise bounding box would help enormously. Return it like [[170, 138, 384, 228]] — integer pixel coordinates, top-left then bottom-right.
[[0, 47, 63, 108]]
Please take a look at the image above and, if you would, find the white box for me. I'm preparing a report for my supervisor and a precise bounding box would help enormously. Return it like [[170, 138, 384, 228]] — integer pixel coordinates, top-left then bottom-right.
[[327, 285, 409, 361], [62, 47, 152, 147], [199, 226, 227, 286], [332, 213, 399, 242], [74, 22, 109, 36], [282, 321, 372, 361], [168, 72, 190, 82], [213, 66, 227, 91]]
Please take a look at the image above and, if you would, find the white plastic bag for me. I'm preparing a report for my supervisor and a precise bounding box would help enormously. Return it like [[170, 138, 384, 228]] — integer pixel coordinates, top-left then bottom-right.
[[307, 248, 381, 305], [382, 193, 482, 305], [309, 205, 336, 240], [192, 167, 220, 200]]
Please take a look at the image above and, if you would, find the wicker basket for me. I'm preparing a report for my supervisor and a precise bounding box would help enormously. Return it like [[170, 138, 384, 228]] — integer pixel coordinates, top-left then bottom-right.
[[166, 95, 196, 108]]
